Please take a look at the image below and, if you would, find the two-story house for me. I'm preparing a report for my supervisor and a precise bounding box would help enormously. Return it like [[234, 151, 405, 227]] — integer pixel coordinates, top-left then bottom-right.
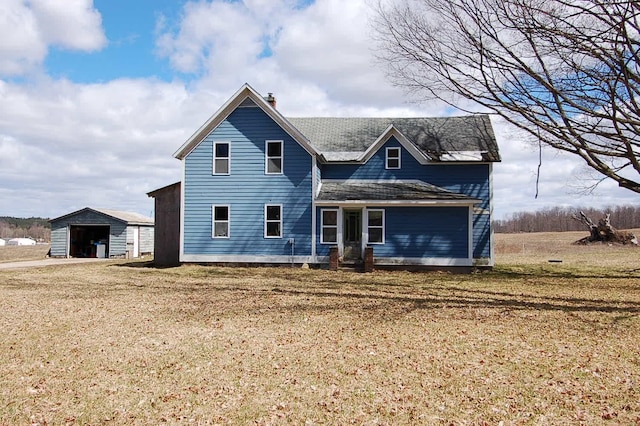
[[172, 83, 500, 269]]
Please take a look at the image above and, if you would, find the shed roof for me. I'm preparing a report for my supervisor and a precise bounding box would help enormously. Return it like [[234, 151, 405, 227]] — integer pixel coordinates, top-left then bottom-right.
[[50, 207, 154, 225], [147, 182, 181, 198], [287, 116, 500, 162], [316, 181, 478, 204]]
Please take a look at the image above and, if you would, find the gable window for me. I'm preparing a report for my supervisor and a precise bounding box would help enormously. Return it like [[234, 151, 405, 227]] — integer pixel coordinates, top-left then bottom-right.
[[367, 209, 385, 244], [321, 209, 338, 244], [265, 204, 282, 238], [386, 147, 401, 169], [213, 142, 230, 175], [265, 140, 283, 174], [212, 205, 230, 238]]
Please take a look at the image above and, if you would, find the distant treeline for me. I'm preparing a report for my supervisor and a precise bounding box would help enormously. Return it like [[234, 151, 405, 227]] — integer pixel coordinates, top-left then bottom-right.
[[494, 205, 640, 233], [0, 217, 50, 241]]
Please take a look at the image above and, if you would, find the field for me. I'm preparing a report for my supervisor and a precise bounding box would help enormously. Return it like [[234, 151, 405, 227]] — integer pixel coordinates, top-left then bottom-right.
[[0, 244, 49, 263], [1, 232, 639, 425]]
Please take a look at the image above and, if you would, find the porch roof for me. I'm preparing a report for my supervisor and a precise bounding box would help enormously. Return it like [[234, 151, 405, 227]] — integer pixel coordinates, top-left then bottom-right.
[[316, 181, 478, 204]]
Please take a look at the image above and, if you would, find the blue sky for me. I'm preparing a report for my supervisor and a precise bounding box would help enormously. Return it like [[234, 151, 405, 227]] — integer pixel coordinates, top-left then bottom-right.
[[45, 0, 183, 82], [0, 0, 637, 220]]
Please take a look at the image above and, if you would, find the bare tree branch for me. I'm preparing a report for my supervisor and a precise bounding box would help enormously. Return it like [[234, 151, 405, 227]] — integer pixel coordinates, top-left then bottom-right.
[[374, 0, 640, 193]]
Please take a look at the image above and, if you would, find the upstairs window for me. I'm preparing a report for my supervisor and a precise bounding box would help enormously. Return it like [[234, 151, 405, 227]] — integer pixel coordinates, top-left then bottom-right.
[[386, 147, 401, 169], [212, 205, 230, 238], [367, 209, 385, 244], [213, 142, 230, 175], [266, 140, 283, 174], [321, 209, 338, 244], [265, 204, 282, 238]]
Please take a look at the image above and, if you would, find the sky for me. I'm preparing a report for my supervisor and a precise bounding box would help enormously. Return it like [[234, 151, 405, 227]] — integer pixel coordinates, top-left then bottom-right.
[[0, 0, 637, 221]]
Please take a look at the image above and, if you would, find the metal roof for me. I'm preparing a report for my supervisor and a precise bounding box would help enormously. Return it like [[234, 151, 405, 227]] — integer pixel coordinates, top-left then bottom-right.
[[93, 209, 154, 225], [288, 116, 500, 162]]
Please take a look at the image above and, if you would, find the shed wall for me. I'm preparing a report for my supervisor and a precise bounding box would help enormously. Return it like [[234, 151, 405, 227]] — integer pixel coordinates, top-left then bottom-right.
[[151, 183, 181, 266]]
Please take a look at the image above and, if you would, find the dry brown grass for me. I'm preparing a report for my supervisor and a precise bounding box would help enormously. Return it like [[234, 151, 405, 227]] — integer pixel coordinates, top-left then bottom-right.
[[1, 234, 639, 425], [0, 245, 50, 263], [496, 229, 640, 269]]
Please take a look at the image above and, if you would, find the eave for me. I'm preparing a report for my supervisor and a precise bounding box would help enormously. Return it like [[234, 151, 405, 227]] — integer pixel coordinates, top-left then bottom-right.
[[173, 83, 320, 160]]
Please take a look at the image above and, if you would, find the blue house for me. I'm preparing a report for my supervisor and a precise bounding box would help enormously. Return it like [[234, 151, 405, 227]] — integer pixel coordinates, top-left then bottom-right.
[[173, 84, 500, 269]]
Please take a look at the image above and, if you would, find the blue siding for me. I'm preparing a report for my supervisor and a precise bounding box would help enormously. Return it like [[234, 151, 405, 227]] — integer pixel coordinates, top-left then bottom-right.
[[473, 213, 491, 259], [375, 207, 469, 258], [322, 137, 424, 181], [322, 139, 490, 209], [314, 206, 469, 259], [183, 107, 313, 257], [319, 137, 491, 262]]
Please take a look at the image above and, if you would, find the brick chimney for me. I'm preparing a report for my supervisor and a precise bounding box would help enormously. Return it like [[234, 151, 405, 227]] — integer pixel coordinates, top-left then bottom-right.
[[265, 92, 276, 109]]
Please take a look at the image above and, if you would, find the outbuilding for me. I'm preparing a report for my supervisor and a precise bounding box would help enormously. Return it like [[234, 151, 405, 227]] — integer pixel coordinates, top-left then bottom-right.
[[147, 182, 181, 267], [49, 208, 154, 258], [7, 238, 37, 246]]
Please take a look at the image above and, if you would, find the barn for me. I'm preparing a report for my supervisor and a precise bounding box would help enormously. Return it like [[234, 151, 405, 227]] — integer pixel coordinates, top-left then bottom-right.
[[49, 208, 154, 258]]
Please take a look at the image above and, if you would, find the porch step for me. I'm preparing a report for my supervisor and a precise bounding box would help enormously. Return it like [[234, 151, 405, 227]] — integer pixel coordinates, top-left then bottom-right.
[[338, 262, 364, 272]]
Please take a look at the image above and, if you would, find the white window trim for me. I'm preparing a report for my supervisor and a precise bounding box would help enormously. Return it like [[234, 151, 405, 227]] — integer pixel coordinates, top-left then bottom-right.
[[213, 141, 231, 175], [264, 204, 283, 238], [212, 205, 230, 239], [265, 140, 283, 175], [386, 147, 401, 170], [366, 209, 385, 244], [320, 208, 339, 244]]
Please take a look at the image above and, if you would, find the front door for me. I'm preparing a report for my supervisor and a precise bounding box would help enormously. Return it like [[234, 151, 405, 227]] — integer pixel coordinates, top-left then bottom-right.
[[343, 209, 362, 261]]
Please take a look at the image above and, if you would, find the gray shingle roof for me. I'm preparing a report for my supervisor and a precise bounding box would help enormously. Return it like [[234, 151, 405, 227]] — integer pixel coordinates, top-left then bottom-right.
[[317, 181, 477, 202], [287, 115, 500, 162]]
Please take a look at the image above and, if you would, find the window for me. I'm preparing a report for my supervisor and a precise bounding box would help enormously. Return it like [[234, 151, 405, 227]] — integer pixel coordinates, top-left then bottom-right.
[[321, 209, 338, 244], [265, 204, 282, 238], [212, 205, 230, 238], [367, 209, 384, 244], [265, 140, 283, 174], [213, 142, 230, 175], [386, 147, 401, 169]]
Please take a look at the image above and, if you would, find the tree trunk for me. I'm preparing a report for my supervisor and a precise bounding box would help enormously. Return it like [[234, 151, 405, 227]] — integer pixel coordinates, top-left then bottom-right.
[[571, 212, 638, 245]]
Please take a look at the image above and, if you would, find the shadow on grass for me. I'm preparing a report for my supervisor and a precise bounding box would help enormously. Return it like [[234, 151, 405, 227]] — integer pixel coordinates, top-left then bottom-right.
[[489, 265, 640, 280], [265, 286, 640, 315], [110, 261, 184, 269], [103, 263, 640, 316]]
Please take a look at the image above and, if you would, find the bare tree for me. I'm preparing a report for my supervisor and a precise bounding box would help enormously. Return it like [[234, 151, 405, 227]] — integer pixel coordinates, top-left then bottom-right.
[[375, 0, 640, 193]]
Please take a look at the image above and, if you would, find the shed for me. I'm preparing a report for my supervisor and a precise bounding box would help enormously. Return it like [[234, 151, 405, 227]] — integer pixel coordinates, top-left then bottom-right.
[[49, 208, 154, 258], [147, 182, 181, 266]]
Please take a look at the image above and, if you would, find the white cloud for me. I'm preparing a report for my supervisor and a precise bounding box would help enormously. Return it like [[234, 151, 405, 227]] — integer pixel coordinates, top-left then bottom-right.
[[156, 1, 268, 76], [0, 77, 197, 217], [1, 0, 638, 220], [0, 0, 106, 76]]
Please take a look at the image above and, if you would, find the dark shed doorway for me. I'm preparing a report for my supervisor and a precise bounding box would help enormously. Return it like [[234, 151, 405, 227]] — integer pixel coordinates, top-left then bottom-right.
[[69, 225, 110, 258]]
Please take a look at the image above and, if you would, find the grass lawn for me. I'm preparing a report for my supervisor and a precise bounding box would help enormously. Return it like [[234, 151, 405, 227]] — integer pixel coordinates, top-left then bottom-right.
[[1, 233, 639, 424]]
